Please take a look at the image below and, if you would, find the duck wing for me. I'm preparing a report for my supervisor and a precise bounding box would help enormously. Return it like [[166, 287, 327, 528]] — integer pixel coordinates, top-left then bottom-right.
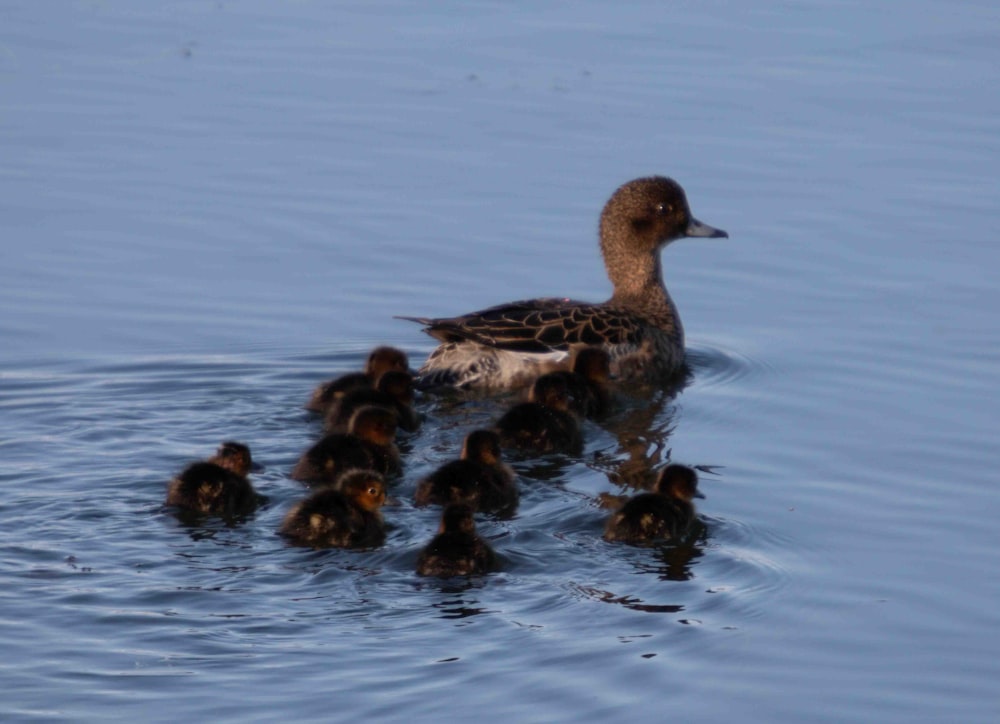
[[398, 298, 642, 353]]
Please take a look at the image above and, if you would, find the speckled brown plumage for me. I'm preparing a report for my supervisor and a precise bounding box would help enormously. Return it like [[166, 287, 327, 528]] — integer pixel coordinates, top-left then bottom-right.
[[401, 176, 727, 389]]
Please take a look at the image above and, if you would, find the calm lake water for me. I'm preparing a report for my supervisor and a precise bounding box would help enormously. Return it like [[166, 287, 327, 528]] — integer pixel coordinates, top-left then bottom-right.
[[3, 1, 999, 721]]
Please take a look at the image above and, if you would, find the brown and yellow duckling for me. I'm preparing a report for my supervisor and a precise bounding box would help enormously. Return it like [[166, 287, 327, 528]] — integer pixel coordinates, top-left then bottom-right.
[[603, 464, 704, 545], [306, 345, 410, 413], [547, 346, 612, 418], [165, 441, 260, 516], [324, 369, 419, 433], [495, 373, 582, 454], [414, 429, 518, 514], [291, 405, 400, 485], [416, 503, 498, 577], [280, 469, 387, 548]]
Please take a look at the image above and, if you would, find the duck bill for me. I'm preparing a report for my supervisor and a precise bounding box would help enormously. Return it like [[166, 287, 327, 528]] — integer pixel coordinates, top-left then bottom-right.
[[693, 491, 706, 499], [685, 216, 728, 239]]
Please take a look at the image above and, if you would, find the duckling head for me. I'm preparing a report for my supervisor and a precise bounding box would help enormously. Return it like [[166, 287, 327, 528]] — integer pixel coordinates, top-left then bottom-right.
[[366, 346, 410, 378], [572, 346, 612, 383], [461, 429, 503, 466], [375, 369, 416, 406], [348, 405, 399, 447], [211, 441, 254, 476], [530, 374, 571, 412], [654, 464, 705, 501], [439, 503, 476, 535], [336, 469, 387, 512]]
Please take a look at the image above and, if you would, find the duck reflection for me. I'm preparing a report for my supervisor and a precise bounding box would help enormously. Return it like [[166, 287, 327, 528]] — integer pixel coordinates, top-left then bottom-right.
[[587, 387, 681, 491], [430, 596, 493, 620], [634, 530, 708, 582], [572, 584, 683, 614]]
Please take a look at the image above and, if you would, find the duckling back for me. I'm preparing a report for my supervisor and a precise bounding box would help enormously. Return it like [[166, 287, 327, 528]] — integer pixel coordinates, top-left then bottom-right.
[[166, 462, 256, 515], [416, 504, 498, 577], [495, 375, 582, 454]]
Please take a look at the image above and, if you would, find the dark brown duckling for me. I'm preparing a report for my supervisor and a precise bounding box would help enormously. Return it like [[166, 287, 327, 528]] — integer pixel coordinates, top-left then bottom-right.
[[416, 503, 498, 577], [280, 469, 387, 548], [324, 370, 419, 433], [291, 405, 400, 485], [414, 429, 518, 514], [305, 346, 410, 413], [496, 373, 582, 454], [603, 464, 704, 545], [547, 346, 612, 418], [165, 441, 259, 516]]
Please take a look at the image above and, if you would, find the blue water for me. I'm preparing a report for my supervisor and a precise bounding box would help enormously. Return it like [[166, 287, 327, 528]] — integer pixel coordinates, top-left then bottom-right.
[[3, 1, 1000, 721]]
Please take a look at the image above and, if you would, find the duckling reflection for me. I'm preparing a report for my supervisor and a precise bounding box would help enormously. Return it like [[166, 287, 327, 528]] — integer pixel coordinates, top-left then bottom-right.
[[291, 405, 400, 485], [306, 346, 409, 413], [166, 441, 260, 516], [280, 469, 387, 548], [416, 504, 498, 577], [496, 374, 582, 454], [324, 369, 419, 433], [603, 464, 704, 545], [414, 429, 518, 515]]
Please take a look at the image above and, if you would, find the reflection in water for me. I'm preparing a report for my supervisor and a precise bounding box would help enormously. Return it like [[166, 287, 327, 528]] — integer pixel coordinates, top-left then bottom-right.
[[430, 595, 492, 620], [572, 584, 683, 614], [633, 523, 709, 582], [588, 386, 683, 491]]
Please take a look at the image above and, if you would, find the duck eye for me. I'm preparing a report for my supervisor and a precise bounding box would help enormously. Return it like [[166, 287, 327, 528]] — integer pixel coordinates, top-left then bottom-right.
[[656, 203, 674, 215], [368, 487, 379, 496]]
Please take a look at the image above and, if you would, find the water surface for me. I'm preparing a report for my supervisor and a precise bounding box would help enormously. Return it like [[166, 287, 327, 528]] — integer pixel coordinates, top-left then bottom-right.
[[3, 1, 1000, 721]]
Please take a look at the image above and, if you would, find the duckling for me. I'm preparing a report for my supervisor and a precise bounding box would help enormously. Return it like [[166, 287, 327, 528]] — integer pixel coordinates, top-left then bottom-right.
[[291, 405, 400, 485], [416, 503, 498, 577], [280, 469, 387, 548], [414, 429, 518, 514], [306, 346, 410, 413], [548, 346, 612, 418], [324, 370, 419, 433], [603, 464, 704, 544], [165, 441, 259, 516], [495, 373, 582, 454]]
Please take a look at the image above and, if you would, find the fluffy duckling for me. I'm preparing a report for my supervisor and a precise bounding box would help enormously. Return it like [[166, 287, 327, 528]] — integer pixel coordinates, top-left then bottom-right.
[[324, 370, 419, 433], [280, 469, 387, 548], [165, 441, 259, 516], [548, 346, 612, 418], [416, 503, 498, 577], [291, 405, 400, 485], [306, 346, 410, 413], [603, 464, 704, 544], [496, 373, 582, 454], [414, 429, 518, 514]]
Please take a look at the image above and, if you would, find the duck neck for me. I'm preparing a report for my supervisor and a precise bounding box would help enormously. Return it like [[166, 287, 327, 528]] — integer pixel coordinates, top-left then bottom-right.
[[605, 247, 677, 321]]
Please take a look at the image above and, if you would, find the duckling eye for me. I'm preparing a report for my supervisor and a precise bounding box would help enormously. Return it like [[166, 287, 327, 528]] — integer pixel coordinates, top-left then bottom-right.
[[368, 487, 379, 496], [656, 203, 674, 216]]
